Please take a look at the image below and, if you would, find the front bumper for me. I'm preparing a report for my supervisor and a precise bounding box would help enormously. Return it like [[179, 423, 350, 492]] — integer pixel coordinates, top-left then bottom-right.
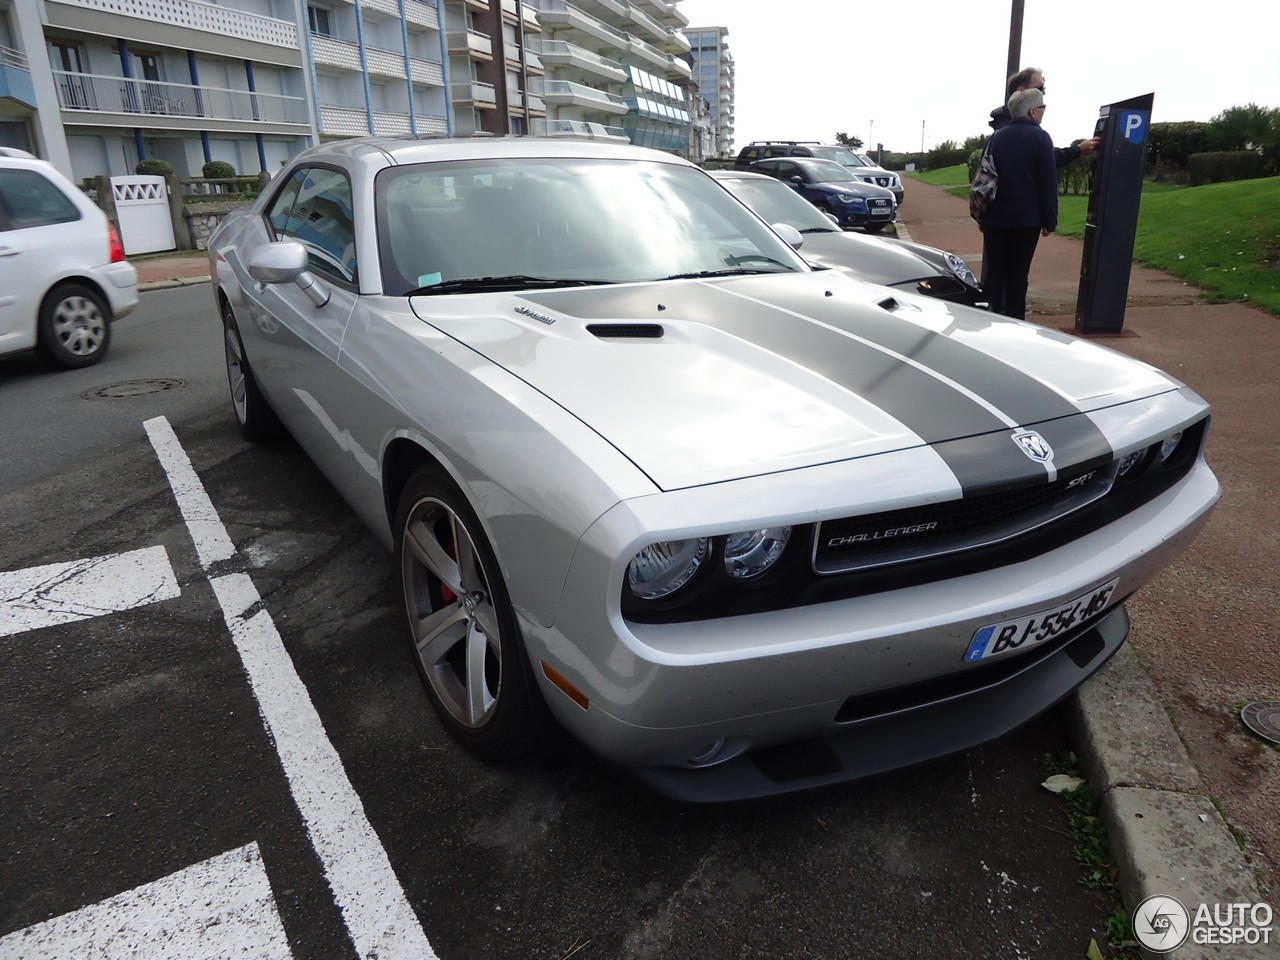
[[521, 459, 1218, 801]]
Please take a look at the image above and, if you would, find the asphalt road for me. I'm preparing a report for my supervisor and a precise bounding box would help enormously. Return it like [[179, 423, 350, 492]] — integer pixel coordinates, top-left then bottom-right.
[[0, 284, 1119, 959]]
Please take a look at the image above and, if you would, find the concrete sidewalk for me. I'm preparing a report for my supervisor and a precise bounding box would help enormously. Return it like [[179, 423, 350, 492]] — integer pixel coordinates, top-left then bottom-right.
[[899, 179, 1278, 957], [132, 250, 211, 291]]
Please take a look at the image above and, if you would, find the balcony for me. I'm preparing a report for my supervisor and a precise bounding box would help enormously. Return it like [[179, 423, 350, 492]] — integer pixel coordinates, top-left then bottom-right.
[[502, 0, 541, 31], [571, 0, 625, 17], [666, 55, 691, 81], [540, 80, 628, 115], [448, 30, 494, 61], [531, 118, 628, 142], [53, 70, 309, 131], [47, 0, 299, 62], [538, 1, 627, 49], [445, 0, 490, 10], [0, 45, 35, 111], [359, 0, 440, 29], [312, 35, 444, 86], [451, 80, 498, 108], [623, 33, 669, 71], [537, 39, 625, 82]]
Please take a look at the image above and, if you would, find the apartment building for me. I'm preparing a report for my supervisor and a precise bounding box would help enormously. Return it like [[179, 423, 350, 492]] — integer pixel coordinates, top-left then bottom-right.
[[684, 23, 732, 157], [0, 0, 715, 183]]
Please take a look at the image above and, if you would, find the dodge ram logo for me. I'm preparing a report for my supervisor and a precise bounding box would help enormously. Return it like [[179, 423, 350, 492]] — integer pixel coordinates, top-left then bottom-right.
[[1012, 430, 1054, 463]]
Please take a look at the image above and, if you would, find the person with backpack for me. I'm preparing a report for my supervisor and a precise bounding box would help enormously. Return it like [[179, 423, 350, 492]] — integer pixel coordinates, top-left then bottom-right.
[[978, 87, 1057, 320]]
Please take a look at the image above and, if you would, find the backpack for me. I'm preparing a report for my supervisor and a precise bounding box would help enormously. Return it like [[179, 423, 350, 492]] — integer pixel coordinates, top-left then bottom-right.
[[969, 142, 998, 223]]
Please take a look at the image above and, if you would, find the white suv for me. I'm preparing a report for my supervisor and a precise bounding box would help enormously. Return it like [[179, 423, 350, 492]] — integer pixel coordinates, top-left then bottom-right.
[[0, 148, 137, 368]]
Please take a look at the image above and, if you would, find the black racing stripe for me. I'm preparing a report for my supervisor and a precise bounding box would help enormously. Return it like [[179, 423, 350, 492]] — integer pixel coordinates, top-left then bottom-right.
[[525, 283, 1010, 444], [525, 281, 1116, 492], [758, 283, 1083, 424]]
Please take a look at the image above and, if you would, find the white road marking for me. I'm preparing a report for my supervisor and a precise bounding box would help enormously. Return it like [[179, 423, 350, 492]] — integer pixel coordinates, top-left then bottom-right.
[[0, 546, 179, 638], [144, 418, 236, 567], [0, 843, 290, 960], [143, 416, 436, 960]]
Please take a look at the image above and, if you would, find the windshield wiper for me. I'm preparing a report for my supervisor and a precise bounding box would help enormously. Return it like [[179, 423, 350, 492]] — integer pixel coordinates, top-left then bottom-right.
[[406, 275, 613, 296], [799, 227, 839, 235], [659, 268, 782, 281]]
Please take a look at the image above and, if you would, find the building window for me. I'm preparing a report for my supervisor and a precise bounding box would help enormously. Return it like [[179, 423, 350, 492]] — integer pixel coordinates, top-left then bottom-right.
[[307, 5, 333, 37]]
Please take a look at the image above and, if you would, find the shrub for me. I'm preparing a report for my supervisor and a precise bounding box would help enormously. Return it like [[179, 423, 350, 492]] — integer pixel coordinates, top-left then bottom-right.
[[202, 159, 237, 179], [927, 147, 970, 171], [135, 158, 173, 176], [1187, 151, 1267, 186]]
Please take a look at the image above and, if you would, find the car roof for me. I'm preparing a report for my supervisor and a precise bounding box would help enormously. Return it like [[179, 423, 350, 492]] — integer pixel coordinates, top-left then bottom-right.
[[285, 136, 690, 171], [709, 170, 772, 181], [0, 146, 39, 159]]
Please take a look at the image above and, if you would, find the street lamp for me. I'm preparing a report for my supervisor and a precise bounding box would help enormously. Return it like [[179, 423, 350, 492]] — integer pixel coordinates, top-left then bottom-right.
[[869, 120, 874, 153]]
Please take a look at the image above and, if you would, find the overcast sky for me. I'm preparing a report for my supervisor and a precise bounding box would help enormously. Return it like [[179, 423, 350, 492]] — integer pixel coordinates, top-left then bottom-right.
[[677, 0, 1280, 155]]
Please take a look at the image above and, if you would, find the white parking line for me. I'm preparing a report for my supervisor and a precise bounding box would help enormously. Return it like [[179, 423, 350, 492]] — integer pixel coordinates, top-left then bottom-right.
[[0, 546, 179, 638], [143, 416, 436, 960], [0, 843, 290, 960]]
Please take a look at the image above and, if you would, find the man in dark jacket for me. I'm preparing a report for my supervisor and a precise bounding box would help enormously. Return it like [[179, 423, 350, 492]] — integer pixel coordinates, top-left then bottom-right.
[[980, 88, 1057, 320], [989, 67, 1099, 167]]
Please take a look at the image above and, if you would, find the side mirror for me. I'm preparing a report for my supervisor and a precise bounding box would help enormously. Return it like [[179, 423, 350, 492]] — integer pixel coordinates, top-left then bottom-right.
[[247, 241, 308, 284], [247, 240, 330, 307], [788, 176, 804, 186], [771, 223, 803, 250]]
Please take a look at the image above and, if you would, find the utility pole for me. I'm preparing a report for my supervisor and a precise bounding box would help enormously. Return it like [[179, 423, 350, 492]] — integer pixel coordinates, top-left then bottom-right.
[[1006, 0, 1025, 94], [920, 120, 925, 157]]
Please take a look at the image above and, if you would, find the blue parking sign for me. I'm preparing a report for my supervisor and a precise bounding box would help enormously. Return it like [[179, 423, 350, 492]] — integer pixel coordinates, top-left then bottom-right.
[[1120, 110, 1150, 145]]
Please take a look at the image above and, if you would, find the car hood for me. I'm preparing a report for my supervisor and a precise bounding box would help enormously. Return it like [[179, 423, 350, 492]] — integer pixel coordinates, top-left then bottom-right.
[[410, 272, 1178, 491], [799, 231, 943, 285], [818, 181, 892, 199]]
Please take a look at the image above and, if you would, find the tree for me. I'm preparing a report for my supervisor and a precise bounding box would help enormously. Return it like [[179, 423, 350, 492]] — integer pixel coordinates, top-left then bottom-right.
[[1206, 103, 1278, 152], [835, 131, 864, 150]]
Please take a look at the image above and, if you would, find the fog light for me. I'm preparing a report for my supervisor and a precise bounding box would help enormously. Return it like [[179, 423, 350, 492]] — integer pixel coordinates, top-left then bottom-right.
[[1159, 431, 1183, 462], [686, 740, 727, 767], [723, 526, 791, 580], [1117, 448, 1145, 477]]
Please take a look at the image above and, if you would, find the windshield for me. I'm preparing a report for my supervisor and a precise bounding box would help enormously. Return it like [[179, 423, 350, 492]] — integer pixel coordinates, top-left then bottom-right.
[[801, 159, 859, 183], [808, 145, 868, 168], [718, 177, 838, 233], [375, 158, 808, 295]]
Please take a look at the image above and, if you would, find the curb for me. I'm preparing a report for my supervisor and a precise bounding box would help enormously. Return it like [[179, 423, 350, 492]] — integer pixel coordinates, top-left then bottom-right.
[[1069, 645, 1269, 958], [139, 276, 210, 292]]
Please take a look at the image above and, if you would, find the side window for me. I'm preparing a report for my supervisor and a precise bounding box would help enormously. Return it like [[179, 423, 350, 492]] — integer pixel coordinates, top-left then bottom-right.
[[776, 161, 800, 181], [271, 166, 357, 285], [0, 169, 82, 231]]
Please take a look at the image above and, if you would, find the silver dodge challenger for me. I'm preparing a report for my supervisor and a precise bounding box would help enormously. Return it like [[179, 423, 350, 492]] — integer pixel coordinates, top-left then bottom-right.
[[209, 137, 1219, 802]]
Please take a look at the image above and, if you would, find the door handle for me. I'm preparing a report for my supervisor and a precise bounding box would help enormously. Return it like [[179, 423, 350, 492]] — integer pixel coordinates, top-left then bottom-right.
[[0, 246, 22, 258]]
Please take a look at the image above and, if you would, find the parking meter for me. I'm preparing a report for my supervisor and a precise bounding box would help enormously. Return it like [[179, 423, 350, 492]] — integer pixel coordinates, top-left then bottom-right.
[[1075, 93, 1154, 334]]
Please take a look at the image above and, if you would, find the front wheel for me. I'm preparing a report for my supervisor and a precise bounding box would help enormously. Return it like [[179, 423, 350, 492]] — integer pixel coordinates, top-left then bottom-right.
[[37, 283, 111, 368], [864, 222, 889, 234], [222, 301, 282, 441], [396, 468, 544, 759]]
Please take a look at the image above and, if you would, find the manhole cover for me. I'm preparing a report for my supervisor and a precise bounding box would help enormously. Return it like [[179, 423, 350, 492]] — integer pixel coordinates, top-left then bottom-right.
[[1240, 702, 1280, 744], [83, 379, 186, 400]]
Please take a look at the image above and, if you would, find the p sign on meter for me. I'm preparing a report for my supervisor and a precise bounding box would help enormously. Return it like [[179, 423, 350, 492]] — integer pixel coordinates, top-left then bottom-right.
[[1121, 110, 1150, 145]]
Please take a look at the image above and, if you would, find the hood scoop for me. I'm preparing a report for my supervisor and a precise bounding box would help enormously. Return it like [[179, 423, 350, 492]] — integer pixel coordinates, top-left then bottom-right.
[[587, 322, 665, 339]]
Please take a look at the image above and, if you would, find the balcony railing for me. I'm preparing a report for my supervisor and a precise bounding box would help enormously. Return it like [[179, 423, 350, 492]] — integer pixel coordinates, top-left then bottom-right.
[[50, 0, 297, 48], [1, 44, 30, 70], [538, 1, 626, 45], [451, 80, 498, 106], [53, 70, 308, 125], [540, 79, 628, 114], [312, 34, 444, 86], [448, 29, 493, 59], [537, 39, 625, 81], [531, 118, 628, 142]]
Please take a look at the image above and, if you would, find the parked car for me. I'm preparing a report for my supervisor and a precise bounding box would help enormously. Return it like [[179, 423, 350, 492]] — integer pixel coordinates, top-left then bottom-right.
[[749, 156, 896, 232], [711, 170, 982, 306], [734, 140, 905, 205], [0, 147, 137, 368], [210, 137, 1218, 802]]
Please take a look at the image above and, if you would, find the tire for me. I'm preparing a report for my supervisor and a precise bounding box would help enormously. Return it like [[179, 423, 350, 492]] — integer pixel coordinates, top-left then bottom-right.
[[36, 283, 111, 369], [864, 223, 889, 234], [396, 467, 543, 759], [222, 300, 283, 442]]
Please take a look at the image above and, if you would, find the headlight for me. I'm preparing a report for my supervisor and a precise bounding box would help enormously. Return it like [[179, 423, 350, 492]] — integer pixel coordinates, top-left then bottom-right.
[[627, 538, 709, 600], [840, 195, 867, 208], [945, 252, 980, 289], [1117, 448, 1146, 476], [723, 526, 792, 580]]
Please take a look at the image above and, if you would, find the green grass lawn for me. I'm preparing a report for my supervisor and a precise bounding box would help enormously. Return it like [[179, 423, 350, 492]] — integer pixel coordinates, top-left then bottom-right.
[[909, 166, 1280, 317]]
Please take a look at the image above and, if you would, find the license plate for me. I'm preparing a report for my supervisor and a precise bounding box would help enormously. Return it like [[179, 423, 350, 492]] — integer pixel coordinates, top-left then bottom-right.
[[965, 579, 1119, 662]]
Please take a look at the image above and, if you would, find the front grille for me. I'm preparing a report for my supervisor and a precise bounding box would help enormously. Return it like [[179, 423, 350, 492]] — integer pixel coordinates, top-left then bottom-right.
[[814, 463, 1116, 575]]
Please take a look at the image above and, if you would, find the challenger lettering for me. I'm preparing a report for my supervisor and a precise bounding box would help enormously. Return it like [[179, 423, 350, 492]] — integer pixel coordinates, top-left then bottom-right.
[[827, 521, 938, 548]]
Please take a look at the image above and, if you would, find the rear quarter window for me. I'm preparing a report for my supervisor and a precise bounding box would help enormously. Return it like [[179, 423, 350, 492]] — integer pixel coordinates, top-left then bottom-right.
[[0, 169, 82, 231]]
